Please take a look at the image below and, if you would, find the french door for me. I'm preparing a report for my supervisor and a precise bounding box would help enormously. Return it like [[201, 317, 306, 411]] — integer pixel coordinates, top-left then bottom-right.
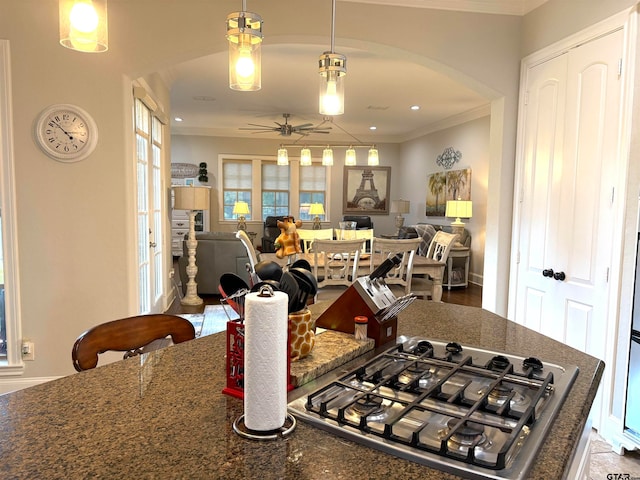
[[134, 96, 165, 313]]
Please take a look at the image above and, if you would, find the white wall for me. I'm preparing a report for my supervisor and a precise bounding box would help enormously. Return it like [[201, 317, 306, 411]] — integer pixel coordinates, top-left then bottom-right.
[[401, 115, 490, 284]]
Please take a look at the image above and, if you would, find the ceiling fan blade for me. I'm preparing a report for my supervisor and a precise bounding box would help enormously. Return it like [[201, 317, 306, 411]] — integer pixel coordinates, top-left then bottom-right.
[[245, 123, 276, 128], [292, 123, 313, 129]]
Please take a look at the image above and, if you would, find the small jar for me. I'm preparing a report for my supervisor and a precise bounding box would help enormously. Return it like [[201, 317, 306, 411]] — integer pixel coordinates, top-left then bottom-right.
[[354, 316, 368, 341]]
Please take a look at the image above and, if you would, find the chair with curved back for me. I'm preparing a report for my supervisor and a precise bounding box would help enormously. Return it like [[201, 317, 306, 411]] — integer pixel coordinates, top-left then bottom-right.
[[312, 239, 363, 288], [297, 228, 334, 252], [236, 229, 261, 285], [370, 237, 421, 295], [72, 314, 196, 372], [411, 231, 459, 299]]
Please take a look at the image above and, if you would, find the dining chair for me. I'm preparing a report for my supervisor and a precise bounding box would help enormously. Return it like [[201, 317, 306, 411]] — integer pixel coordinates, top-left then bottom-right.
[[297, 228, 334, 252], [236, 229, 261, 285], [312, 239, 364, 288], [72, 314, 196, 372], [369, 237, 421, 295], [411, 231, 459, 299], [354, 228, 375, 253]]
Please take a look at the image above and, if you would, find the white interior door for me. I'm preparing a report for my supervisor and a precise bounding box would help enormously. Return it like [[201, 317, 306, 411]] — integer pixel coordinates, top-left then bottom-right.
[[135, 98, 165, 314], [514, 29, 624, 429]]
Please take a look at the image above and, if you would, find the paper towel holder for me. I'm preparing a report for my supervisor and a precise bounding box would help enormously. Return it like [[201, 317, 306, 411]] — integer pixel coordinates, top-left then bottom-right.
[[232, 413, 297, 441]]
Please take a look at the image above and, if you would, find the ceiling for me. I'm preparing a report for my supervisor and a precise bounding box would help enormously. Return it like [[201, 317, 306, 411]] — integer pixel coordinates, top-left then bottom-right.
[[162, 0, 547, 144]]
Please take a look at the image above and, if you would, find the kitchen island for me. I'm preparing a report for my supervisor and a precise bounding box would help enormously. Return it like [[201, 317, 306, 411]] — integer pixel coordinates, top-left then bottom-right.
[[0, 301, 603, 479]]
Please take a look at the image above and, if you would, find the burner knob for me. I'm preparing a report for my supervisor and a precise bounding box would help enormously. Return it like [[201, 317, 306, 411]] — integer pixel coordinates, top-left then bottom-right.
[[414, 341, 433, 355], [489, 355, 511, 371], [445, 342, 463, 354], [523, 357, 544, 371]]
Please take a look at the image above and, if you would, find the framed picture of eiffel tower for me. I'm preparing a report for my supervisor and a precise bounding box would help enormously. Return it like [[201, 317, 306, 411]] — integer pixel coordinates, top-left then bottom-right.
[[343, 166, 391, 215]]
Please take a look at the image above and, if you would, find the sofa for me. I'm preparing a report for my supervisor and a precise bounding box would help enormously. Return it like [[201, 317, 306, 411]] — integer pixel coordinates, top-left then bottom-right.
[[399, 224, 471, 254], [342, 215, 373, 230], [178, 232, 250, 295]]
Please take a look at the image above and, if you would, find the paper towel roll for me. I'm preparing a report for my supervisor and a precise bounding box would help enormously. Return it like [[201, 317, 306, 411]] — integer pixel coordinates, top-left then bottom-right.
[[244, 289, 289, 431]]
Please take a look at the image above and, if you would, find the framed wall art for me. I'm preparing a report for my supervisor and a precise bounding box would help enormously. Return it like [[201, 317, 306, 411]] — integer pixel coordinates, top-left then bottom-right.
[[343, 166, 391, 215], [425, 168, 471, 216]]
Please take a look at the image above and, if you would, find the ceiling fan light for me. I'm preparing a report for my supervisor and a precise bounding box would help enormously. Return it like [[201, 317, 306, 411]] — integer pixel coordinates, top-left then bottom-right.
[[226, 7, 263, 91], [59, 0, 108, 53], [300, 148, 312, 166], [345, 147, 356, 166], [277, 147, 289, 166], [368, 146, 379, 166], [322, 147, 334, 166]]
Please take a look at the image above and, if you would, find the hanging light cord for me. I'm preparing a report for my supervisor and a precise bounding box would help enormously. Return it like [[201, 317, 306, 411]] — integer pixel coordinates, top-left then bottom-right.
[[330, 0, 336, 53]]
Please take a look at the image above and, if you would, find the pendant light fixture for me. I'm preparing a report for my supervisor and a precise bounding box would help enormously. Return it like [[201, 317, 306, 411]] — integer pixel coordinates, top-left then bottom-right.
[[226, 1, 263, 91], [345, 147, 357, 166], [300, 148, 313, 166], [318, 0, 346, 115], [277, 146, 289, 166], [367, 146, 379, 166], [59, 0, 108, 53], [322, 146, 334, 166]]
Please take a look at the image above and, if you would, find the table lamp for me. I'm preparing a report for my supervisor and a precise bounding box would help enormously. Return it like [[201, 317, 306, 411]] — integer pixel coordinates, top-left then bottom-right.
[[308, 203, 325, 230], [391, 199, 410, 234], [233, 201, 250, 231], [173, 185, 211, 306], [445, 198, 472, 237]]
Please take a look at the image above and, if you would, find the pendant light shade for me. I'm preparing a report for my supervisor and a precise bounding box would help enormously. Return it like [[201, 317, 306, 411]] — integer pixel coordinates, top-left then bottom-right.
[[59, 0, 108, 53], [318, 0, 346, 115], [300, 148, 312, 166], [226, 2, 263, 91], [367, 146, 379, 166], [277, 147, 289, 166], [345, 147, 357, 166], [322, 147, 334, 166]]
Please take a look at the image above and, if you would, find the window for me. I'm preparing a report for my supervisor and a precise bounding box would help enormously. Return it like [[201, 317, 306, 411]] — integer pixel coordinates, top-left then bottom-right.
[[299, 165, 326, 221], [219, 155, 329, 224], [262, 163, 289, 218], [223, 160, 252, 220]]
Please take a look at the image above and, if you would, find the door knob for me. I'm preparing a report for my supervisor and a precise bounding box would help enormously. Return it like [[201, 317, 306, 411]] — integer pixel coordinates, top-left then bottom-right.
[[553, 271, 566, 281], [542, 268, 554, 278]]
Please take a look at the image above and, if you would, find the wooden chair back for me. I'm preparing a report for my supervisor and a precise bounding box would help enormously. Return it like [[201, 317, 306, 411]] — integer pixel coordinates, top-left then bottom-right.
[[312, 239, 363, 288], [354, 228, 375, 253], [72, 314, 195, 372], [297, 228, 334, 252], [370, 237, 421, 295], [412, 231, 459, 299]]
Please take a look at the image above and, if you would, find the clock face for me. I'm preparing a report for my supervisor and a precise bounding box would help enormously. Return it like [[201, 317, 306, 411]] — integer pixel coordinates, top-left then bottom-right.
[[35, 104, 98, 162]]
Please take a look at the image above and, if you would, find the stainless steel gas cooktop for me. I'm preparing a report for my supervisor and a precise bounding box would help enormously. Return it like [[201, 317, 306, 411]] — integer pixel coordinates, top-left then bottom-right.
[[287, 336, 579, 480]]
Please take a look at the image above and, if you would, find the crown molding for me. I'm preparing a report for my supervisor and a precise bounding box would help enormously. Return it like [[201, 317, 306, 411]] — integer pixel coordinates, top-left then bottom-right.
[[339, 0, 549, 16]]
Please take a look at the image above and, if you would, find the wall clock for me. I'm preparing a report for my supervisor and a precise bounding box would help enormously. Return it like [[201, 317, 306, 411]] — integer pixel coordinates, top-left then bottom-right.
[[35, 104, 98, 162]]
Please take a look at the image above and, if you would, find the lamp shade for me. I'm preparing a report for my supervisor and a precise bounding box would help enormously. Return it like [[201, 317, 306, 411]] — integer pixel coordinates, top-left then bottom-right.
[[173, 185, 210, 211], [445, 200, 473, 220], [322, 147, 334, 166], [232, 201, 250, 215], [308, 203, 325, 216], [277, 147, 289, 166], [300, 148, 312, 166], [59, 0, 108, 53], [391, 199, 410, 214]]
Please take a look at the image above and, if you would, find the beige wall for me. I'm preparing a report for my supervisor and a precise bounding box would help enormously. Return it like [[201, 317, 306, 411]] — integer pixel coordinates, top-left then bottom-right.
[[0, 0, 629, 387]]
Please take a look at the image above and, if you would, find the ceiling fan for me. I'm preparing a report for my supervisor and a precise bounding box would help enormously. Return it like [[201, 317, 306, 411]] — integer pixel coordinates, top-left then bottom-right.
[[239, 113, 331, 137]]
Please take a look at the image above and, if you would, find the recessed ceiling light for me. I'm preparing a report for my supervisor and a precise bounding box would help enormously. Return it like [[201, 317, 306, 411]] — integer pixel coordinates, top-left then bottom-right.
[[410, 105, 420, 111], [175, 117, 183, 122], [369, 126, 377, 131]]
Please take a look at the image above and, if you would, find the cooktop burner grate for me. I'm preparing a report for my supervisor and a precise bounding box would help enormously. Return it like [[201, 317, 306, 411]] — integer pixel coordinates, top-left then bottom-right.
[[288, 337, 579, 480]]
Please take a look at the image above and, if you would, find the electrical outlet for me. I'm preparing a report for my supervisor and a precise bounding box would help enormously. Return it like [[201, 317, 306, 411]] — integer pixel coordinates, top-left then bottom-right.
[[22, 341, 35, 361]]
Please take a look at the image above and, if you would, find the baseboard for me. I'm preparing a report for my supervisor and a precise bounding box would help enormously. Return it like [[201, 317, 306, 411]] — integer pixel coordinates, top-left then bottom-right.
[[0, 376, 60, 395], [469, 272, 483, 286]]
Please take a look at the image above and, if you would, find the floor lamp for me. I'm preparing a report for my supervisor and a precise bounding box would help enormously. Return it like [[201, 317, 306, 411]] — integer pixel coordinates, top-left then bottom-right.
[[173, 185, 211, 306]]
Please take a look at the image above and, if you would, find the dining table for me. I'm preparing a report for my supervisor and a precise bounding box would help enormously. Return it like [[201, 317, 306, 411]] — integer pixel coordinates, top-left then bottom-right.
[[261, 251, 446, 301]]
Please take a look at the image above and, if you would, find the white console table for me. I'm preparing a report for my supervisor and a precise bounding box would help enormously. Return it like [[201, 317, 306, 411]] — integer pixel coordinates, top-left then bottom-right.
[[444, 246, 470, 289]]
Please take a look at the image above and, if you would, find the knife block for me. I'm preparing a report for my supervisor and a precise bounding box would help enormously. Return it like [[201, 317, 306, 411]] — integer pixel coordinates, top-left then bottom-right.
[[315, 283, 397, 347]]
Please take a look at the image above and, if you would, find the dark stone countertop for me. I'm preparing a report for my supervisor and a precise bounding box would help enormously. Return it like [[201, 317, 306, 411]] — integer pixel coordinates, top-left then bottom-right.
[[0, 301, 603, 479]]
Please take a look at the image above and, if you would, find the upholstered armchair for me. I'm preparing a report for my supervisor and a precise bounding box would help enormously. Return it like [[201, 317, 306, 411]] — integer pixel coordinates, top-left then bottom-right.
[[342, 215, 373, 230], [261, 215, 293, 253]]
